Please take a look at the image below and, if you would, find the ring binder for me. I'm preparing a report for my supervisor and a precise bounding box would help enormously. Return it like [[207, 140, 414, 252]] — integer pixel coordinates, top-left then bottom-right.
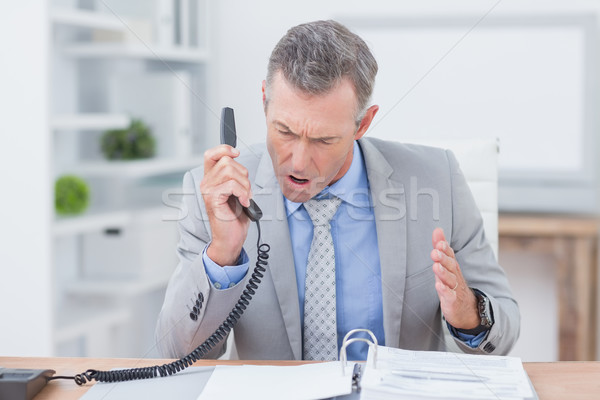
[[339, 328, 378, 375], [339, 329, 378, 394], [337, 328, 538, 400]]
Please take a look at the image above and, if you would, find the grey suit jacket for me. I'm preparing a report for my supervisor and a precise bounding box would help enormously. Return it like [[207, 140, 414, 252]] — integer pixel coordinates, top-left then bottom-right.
[[155, 137, 520, 360]]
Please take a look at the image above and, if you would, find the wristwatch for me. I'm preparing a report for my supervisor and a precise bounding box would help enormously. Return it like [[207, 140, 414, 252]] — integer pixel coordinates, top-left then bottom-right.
[[474, 288, 494, 329], [457, 288, 494, 335]]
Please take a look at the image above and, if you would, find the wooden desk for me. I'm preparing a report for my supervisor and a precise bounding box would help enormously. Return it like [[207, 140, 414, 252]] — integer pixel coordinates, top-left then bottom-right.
[[499, 213, 599, 361], [1, 356, 599, 400]]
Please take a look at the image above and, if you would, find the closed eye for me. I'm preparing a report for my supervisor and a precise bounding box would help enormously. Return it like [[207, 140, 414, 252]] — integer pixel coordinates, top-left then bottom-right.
[[312, 137, 337, 145], [278, 130, 296, 139]]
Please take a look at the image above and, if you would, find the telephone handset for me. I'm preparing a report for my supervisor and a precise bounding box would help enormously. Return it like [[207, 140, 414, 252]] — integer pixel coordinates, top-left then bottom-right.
[[220, 107, 263, 221], [51, 108, 270, 386]]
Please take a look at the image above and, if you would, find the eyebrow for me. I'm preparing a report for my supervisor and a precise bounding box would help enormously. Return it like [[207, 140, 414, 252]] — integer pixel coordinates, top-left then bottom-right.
[[273, 120, 341, 142]]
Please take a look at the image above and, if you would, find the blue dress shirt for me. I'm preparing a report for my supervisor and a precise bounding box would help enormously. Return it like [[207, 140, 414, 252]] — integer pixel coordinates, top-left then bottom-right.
[[283, 141, 384, 361], [202, 141, 484, 359]]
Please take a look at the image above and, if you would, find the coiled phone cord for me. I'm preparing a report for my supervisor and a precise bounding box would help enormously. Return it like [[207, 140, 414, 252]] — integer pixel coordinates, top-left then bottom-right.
[[53, 220, 269, 385]]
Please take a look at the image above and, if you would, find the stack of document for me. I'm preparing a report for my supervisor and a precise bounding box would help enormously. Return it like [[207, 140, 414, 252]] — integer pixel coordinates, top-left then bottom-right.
[[360, 345, 535, 400]]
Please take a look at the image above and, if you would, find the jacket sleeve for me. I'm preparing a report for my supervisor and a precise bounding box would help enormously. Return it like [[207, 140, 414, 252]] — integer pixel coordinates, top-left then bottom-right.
[[445, 150, 521, 355], [155, 170, 250, 359]]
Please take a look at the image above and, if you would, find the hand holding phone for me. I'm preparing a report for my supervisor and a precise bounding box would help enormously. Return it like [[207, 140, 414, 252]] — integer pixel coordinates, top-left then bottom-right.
[[200, 107, 256, 266]]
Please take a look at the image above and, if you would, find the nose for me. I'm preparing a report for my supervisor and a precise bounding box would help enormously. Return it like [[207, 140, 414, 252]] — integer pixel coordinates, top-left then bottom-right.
[[291, 141, 310, 174]]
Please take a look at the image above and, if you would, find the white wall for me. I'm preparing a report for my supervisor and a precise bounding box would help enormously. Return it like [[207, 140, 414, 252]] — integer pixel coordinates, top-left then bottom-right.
[[208, 0, 600, 145], [0, 1, 52, 355]]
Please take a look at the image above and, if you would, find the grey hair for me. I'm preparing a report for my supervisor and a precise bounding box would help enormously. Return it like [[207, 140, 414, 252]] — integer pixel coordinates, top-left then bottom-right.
[[265, 20, 378, 124]]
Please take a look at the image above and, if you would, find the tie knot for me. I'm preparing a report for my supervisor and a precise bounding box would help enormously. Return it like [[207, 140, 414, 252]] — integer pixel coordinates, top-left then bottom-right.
[[304, 197, 342, 226]]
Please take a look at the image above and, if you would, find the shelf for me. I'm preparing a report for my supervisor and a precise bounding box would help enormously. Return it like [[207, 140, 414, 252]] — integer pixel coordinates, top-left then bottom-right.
[[64, 156, 203, 178], [65, 274, 172, 298], [55, 303, 131, 344], [53, 210, 134, 236], [51, 113, 130, 131], [61, 43, 209, 63], [50, 8, 125, 31], [53, 206, 174, 237]]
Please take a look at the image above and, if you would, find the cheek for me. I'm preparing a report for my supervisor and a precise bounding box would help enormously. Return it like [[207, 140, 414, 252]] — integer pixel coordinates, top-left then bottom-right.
[[267, 134, 290, 166], [313, 147, 345, 174]]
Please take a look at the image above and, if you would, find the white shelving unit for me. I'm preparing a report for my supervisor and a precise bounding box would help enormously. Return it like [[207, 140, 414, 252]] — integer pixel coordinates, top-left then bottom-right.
[[49, 0, 209, 358], [68, 156, 204, 178], [50, 7, 126, 31], [65, 274, 173, 298], [53, 210, 133, 236], [55, 304, 131, 347], [61, 43, 209, 63], [51, 113, 129, 131]]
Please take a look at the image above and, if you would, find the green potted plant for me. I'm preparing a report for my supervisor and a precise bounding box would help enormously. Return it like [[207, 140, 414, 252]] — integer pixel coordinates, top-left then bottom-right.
[[55, 175, 90, 215], [101, 119, 156, 160]]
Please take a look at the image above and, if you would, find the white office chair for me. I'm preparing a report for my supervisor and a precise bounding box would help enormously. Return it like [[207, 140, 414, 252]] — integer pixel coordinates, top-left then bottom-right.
[[402, 138, 499, 259]]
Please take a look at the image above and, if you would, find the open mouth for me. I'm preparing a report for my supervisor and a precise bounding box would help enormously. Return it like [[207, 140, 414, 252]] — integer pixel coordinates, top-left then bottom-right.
[[289, 175, 309, 184]]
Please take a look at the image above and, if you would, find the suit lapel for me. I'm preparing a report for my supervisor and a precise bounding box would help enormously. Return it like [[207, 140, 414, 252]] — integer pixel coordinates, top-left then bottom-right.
[[359, 138, 407, 349], [253, 152, 302, 359]]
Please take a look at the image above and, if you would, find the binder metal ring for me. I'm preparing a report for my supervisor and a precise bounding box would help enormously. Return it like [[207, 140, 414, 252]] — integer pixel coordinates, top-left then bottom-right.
[[340, 328, 378, 375]]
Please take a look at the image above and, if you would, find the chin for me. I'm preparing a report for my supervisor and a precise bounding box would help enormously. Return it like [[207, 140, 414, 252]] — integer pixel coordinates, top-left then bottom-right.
[[280, 183, 317, 203], [282, 189, 313, 203]]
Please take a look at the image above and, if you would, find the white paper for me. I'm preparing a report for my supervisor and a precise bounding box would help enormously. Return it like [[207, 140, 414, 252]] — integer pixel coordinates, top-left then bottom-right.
[[361, 346, 534, 400], [197, 362, 354, 400]]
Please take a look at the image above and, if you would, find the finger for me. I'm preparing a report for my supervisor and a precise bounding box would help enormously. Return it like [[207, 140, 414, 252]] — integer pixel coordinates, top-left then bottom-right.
[[432, 262, 460, 292], [432, 227, 445, 248], [430, 248, 459, 274], [212, 157, 251, 186], [434, 275, 456, 301], [212, 180, 252, 209], [204, 145, 240, 170], [224, 181, 253, 208], [202, 161, 252, 199], [202, 178, 252, 205], [435, 240, 455, 258]]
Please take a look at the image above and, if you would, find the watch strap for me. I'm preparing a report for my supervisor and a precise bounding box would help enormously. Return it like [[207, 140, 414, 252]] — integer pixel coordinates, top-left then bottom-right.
[[456, 324, 489, 336]]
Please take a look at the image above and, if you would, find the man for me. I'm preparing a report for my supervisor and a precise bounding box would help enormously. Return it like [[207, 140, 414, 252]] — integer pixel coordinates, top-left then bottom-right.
[[156, 20, 519, 361]]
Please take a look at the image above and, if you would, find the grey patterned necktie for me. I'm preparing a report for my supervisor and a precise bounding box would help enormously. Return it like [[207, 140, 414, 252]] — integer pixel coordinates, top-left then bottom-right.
[[302, 196, 342, 361]]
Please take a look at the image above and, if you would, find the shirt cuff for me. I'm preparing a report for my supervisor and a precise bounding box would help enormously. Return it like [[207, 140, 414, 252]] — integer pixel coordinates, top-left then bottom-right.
[[447, 322, 487, 348], [202, 243, 249, 290]]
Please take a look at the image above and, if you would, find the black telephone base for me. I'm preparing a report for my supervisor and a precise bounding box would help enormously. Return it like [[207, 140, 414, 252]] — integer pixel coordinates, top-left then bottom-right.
[[0, 367, 55, 400]]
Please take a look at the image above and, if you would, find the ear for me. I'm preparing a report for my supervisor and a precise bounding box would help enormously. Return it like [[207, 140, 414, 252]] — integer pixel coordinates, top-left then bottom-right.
[[261, 80, 267, 108], [354, 105, 379, 140]]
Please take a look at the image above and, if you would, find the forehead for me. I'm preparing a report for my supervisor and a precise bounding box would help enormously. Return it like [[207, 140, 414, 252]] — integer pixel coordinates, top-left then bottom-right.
[[267, 73, 358, 131]]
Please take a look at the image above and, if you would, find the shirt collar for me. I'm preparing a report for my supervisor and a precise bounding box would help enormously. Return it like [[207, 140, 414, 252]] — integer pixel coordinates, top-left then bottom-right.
[[284, 141, 369, 216]]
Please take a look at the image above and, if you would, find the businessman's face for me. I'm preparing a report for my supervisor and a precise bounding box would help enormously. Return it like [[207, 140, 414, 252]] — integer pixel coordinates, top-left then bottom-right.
[[264, 72, 376, 203]]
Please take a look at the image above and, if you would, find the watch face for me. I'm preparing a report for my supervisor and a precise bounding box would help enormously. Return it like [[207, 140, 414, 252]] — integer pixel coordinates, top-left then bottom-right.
[[481, 315, 492, 328], [479, 296, 493, 328], [471, 288, 493, 329]]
